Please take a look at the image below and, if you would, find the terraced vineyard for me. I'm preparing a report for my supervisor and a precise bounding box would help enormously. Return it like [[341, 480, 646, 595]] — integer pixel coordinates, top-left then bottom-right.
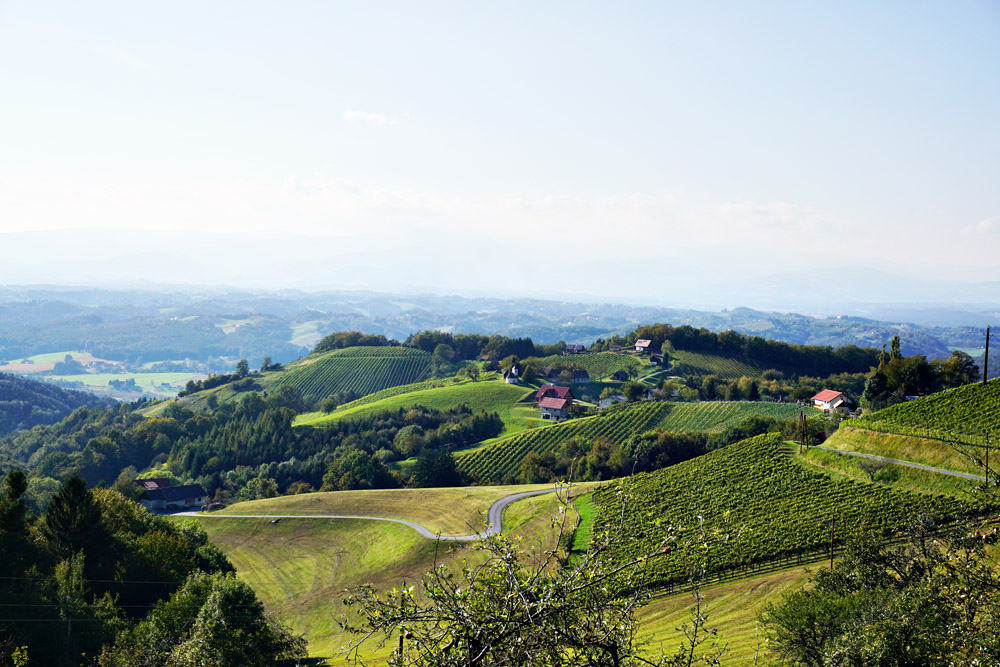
[[668, 351, 763, 379], [657, 401, 818, 433], [593, 433, 985, 589], [848, 378, 1000, 443], [533, 352, 642, 380], [270, 346, 432, 403], [458, 402, 671, 482]]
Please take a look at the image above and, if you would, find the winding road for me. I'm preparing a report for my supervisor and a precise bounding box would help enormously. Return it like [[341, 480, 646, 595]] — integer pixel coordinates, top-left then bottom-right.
[[176, 486, 567, 542], [812, 445, 986, 482]]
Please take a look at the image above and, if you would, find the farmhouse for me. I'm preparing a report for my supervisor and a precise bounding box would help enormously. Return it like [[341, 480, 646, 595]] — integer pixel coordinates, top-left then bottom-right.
[[609, 344, 622, 352], [539, 396, 571, 421], [635, 339, 653, 353], [139, 484, 207, 513], [610, 369, 629, 382], [565, 344, 586, 355], [536, 384, 575, 402], [598, 393, 626, 410], [134, 478, 172, 492], [571, 369, 590, 383], [812, 389, 847, 412]]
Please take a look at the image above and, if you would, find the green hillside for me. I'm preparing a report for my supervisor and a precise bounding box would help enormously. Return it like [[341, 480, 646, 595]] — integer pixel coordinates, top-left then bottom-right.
[[849, 378, 1000, 440], [592, 433, 984, 590], [668, 350, 763, 379], [295, 377, 538, 434], [269, 346, 432, 403], [457, 402, 672, 482], [532, 352, 645, 379], [457, 401, 817, 482]]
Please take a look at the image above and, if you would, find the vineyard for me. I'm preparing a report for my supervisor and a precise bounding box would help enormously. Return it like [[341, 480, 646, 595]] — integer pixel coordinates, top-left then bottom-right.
[[848, 378, 1000, 442], [668, 351, 763, 379], [269, 346, 432, 403], [657, 401, 819, 433], [457, 402, 671, 481], [532, 352, 642, 380], [592, 432, 987, 590], [298, 378, 532, 431]]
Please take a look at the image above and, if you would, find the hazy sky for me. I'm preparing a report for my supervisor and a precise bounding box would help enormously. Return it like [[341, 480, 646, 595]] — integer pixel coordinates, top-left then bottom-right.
[[1, 1, 998, 296]]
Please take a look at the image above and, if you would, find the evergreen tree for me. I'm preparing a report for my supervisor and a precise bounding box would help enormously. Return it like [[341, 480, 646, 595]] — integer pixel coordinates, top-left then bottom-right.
[[44, 475, 105, 561]]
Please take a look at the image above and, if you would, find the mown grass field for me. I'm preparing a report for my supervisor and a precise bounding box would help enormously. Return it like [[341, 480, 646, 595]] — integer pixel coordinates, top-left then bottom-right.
[[182, 483, 595, 658], [638, 565, 814, 664], [848, 378, 1000, 437], [822, 426, 983, 476], [793, 443, 979, 497], [295, 378, 540, 435], [669, 351, 763, 379], [0, 351, 116, 374]]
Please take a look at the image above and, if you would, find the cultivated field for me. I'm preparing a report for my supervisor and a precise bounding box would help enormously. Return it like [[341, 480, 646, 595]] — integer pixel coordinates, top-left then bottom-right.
[[668, 351, 763, 379]]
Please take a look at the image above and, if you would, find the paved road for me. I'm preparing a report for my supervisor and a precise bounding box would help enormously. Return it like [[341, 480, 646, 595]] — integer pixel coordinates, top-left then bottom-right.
[[175, 486, 566, 542], [812, 445, 986, 482]]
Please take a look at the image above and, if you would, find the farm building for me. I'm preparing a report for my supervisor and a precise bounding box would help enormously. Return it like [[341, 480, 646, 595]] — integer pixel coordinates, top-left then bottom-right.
[[609, 344, 622, 352], [812, 389, 847, 412], [598, 394, 627, 410], [541, 367, 560, 381], [503, 365, 521, 384], [565, 344, 586, 354], [134, 478, 172, 492], [536, 384, 575, 402], [610, 370, 629, 382], [539, 396, 571, 421], [139, 484, 207, 513], [635, 339, 653, 353], [650, 354, 663, 365], [571, 369, 590, 383]]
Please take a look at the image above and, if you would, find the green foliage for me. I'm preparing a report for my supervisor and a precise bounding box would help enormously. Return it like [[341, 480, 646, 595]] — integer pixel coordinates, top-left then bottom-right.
[[593, 433, 984, 590], [97, 571, 305, 667], [0, 373, 114, 437], [761, 519, 1000, 666], [413, 448, 460, 488], [313, 330, 394, 354], [669, 351, 763, 380]]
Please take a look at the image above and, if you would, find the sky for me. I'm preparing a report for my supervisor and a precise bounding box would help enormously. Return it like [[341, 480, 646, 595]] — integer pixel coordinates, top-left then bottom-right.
[[0, 1, 998, 301]]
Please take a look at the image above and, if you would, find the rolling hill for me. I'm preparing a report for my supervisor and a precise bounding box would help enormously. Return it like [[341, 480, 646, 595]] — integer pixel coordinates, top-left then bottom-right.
[[457, 400, 817, 482], [591, 432, 984, 590], [295, 376, 539, 434], [0, 372, 115, 436]]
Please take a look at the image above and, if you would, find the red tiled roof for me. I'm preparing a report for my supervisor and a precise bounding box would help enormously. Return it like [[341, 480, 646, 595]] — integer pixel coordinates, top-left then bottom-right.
[[536, 385, 573, 400], [635, 339, 652, 348], [812, 389, 844, 402], [539, 397, 571, 410]]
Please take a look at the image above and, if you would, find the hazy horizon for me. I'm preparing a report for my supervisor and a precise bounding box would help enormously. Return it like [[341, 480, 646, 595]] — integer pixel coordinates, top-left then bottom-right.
[[1, 2, 997, 297]]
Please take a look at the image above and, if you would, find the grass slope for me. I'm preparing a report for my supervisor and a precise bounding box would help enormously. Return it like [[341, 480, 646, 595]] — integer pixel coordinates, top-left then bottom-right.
[[849, 378, 1000, 439], [593, 433, 984, 589], [821, 427, 983, 477], [182, 484, 592, 658], [295, 378, 538, 435]]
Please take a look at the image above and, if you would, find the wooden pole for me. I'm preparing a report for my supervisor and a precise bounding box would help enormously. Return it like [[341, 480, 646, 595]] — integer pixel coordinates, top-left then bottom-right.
[[985, 325, 990, 385], [829, 513, 836, 571]]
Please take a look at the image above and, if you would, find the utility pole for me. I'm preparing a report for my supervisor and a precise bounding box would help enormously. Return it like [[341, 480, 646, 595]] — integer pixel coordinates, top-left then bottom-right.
[[985, 325, 991, 385], [829, 513, 837, 571]]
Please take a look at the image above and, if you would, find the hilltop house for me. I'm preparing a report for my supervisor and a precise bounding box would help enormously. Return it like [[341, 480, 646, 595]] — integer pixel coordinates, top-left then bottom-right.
[[134, 478, 172, 492], [635, 339, 653, 354], [565, 344, 586, 355], [539, 396, 571, 421], [139, 484, 207, 513], [609, 344, 622, 352], [812, 389, 847, 413]]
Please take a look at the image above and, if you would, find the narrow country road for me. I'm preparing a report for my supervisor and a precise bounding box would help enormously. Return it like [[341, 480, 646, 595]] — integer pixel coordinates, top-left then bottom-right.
[[812, 445, 986, 482], [175, 486, 567, 542]]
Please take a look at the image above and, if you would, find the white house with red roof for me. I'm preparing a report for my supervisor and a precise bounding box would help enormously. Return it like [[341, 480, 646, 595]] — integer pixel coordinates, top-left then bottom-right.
[[634, 339, 653, 353], [812, 389, 847, 412], [539, 396, 571, 421]]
